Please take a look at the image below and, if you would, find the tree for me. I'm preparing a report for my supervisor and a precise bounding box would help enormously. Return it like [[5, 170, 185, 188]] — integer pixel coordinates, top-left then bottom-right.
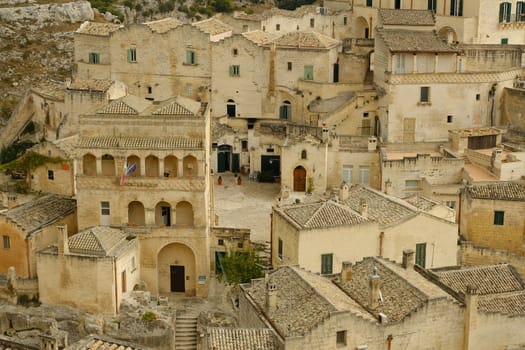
[[217, 250, 264, 285]]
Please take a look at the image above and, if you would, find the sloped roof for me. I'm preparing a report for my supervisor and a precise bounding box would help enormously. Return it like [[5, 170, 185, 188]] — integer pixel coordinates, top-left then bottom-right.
[[465, 182, 525, 201], [68, 226, 129, 257], [152, 101, 193, 116], [403, 195, 438, 212], [96, 96, 151, 115], [379, 9, 435, 26], [77, 136, 203, 150], [76, 21, 121, 36], [478, 291, 525, 315], [67, 79, 113, 92], [377, 29, 457, 52], [205, 328, 277, 350], [192, 18, 232, 35], [242, 30, 279, 45], [67, 334, 148, 350], [152, 96, 202, 116], [3, 194, 76, 236], [143, 17, 181, 33], [272, 31, 340, 49], [277, 200, 368, 229]]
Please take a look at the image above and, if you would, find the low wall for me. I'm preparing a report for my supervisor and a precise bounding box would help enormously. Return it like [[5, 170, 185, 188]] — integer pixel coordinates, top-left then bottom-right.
[[459, 241, 525, 279]]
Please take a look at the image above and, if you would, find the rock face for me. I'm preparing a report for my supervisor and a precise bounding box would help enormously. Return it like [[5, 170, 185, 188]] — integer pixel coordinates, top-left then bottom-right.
[[0, 1, 94, 23]]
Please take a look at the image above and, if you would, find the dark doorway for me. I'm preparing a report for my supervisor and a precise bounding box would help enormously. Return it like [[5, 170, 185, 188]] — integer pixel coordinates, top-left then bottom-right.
[[161, 206, 171, 226], [232, 153, 240, 173], [395, 0, 401, 9], [170, 265, 185, 292], [261, 156, 280, 182], [364, 27, 369, 38], [293, 166, 307, 192], [227, 99, 236, 117], [218, 145, 232, 172], [333, 63, 339, 83], [468, 135, 497, 150]]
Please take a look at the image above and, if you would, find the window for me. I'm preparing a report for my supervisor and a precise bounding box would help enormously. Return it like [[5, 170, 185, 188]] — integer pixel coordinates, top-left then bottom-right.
[[101, 201, 110, 215], [287, 62, 292, 71], [2, 235, 10, 249], [127, 48, 137, 63], [187, 85, 193, 95], [494, 211, 505, 225], [229, 65, 240, 77], [88, 52, 100, 64], [301, 150, 307, 159], [147, 86, 152, 94], [342, 165, 353, 183], [276, 24, 280, 31], [278, 238, 283, 259], [227, 99, 236, 117], [420, 86, 430, 103], [445, 200, 456, 209], [518, 2, 525, 22], [343, 16, 347, 25], [336, 330, 347, 347], [218, 239, 224, 246], [241, 140, 248, 152], [415, 243, 426, 267], [310, 18, 315, 27], [237, 242, 244, 249], [279, 101, 292, 120], [363, 112, 369, 118], [476, 93, 480, 101], [395, 0, 401, 9], [395, 54, 406, 73], [359, 166, 370, 186], [186, 50, 196, 65], [428, 0, 437, 12], [501, 38, 509, 45], [405, 179, 420, 189], [447, 115, 453, 123], [232, 48, 238, 56], [47, 170, 54, 180], [304, 65, 314, 80], [450, 0, 463, 16], [499, 2, 512, 23], [366, 0, 372, 7], [321, 253, 333, 274]]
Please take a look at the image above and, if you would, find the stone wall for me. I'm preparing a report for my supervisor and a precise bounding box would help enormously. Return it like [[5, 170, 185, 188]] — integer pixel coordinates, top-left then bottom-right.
[[501, 87, 525, 132], [459, 242, 525, 279]]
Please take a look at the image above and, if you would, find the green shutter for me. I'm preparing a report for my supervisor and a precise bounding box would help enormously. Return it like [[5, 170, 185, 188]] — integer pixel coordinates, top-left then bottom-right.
[[229, 65, 234, 76], [304, 65, 313, 80], [415, 243, 426, 268], [321, 254, 333, 274], [517, 2, 525, 21]]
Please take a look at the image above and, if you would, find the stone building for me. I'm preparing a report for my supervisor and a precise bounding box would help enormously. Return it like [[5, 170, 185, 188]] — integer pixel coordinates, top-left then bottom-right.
[[272, 184, 458, 273], [74, 94, 212, 297], [0, 194, 77, 279], [201, 328, 277, 350]]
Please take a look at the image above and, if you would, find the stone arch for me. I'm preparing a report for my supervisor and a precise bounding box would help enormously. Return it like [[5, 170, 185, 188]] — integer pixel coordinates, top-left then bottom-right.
[[101, 154, 115, 176], [293, 165, 307, 192], [164, 155, 178, 177], [157, 243, 196, 295], [126, 155, 141, 177], [155, 201, 172, 227], [128, 201, 145, 226], [145, 155, 159, 177], [226, 99, 236, 117], [83, 153, 96, 176], [354, 16, 369, 38], [176, 201, 194, 227], [437, 26, 458, 44], [183, 155, 198, 177]]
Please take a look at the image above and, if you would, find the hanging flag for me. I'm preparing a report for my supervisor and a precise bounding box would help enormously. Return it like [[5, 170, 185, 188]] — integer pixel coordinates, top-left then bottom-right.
[[120, 163, 137, 185]]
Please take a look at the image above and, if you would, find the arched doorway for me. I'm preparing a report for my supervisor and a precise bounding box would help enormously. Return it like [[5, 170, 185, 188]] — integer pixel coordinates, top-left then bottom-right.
[[176, 201, 194, 226], [155, 201, 171, 226], [293, 166, 306, 192], [157, 243, 195, 294], [437, 26, 458, 44], [217, 145, 232, 173], [354, 17, 369, 39], [226, 99, 236, 117], [128, 201, 145, 226]]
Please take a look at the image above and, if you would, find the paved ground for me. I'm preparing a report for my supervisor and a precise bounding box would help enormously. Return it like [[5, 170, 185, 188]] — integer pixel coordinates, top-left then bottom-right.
[[213, 172, 280, 243]]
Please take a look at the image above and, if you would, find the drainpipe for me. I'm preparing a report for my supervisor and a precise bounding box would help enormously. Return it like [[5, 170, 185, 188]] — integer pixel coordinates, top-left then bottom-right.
[[114, 257, 119, 315], [387, 334, 393, 350]]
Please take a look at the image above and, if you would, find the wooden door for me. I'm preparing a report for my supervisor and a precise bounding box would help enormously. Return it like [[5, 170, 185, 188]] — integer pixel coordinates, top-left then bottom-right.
[[293, 166, 306, 192], [170, 265, 185, 292]]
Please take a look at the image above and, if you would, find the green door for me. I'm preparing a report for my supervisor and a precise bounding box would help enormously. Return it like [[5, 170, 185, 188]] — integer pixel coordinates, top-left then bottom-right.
[[232, 153, 240, 173], [218, 152, 227, 173], [416, 243, 426, 268]]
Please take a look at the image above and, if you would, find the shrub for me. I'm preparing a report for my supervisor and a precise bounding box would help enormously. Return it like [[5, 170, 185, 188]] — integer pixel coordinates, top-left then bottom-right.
[[142, 311, 157, 321]]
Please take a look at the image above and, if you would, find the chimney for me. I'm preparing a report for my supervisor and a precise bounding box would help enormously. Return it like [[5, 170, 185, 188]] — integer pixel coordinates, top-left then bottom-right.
[[57, 224, 69, 256], [359, 198, 368, 218], [340, 261, 353, 283], [464, 285, 479, 349], [367, 136, 377, 152], [491, 148, 503, 168], [340, 183, 349, 201], [369, 266, 381, 309], [322, 126, 330, 143], [402, 250, 415, 269], [266, 280, 278, 313]]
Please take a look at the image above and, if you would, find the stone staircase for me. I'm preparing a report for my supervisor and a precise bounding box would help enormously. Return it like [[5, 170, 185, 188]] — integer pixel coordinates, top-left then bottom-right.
[[175, 315, 198, 350]]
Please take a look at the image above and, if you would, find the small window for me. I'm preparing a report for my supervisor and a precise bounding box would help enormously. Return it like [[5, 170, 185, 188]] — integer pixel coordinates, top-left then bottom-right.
[[445, 200, 456, 209], [363, 112, 369, 118], [336, 330, 347, 347], [241, 140, 248, 152], [359, 166, 370, 186], [366, 0, 372, 6], [276, 24, 280, 31], [494, 211, 505, 225], [147, 86, 153, 94], [476, 93, 480, 101], [420, 86, 430, 103], [242, 24, 249, 31], [229, 65, 240, 77], [343, 16, 348, 25], [279, 101, 292, 120], [287, 62, 292, 71], [304, 65, 314, 80], [47, 170, 54, 180], [237, 242, 243, 249], [88, 52, 100, 64], [405, 179, 420, 189], [342, 165, 353, 183], [232, 48, 238, 56], [310, 18, 315, 27], [2, 235, 10, 249], [187, 85, 193, 95], [186, 50, 196, 65], [395, 0, 401, 9], [321, 253, 333, 274], [218, 239, 224, 246], [501, 38, 509, 45], [301, 150, 307, 159], [447, 115, 453, 123], [127, 48, 137, 63], [101, 201, 110, 215], [416, 243, 426, 267], [278, 238, 283, 259]]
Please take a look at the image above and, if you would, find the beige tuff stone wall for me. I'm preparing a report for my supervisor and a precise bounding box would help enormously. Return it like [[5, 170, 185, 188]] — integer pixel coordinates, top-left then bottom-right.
[[459, 195, 525, 255], [459, 242, 525, 279], [474, 0, 525, 45], [74, 33, 112, 80], [462, 47, 522, 72], [501, 87, 525, 131], [470, 312, 525, 350], [31, 143, 74, 196], [271, 212, 300, 268], [327, 146, 380, 190]]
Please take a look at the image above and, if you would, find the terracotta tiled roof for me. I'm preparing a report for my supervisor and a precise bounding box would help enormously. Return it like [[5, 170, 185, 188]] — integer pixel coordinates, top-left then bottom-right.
[[379, 9, 435, 26], [78, 136, 203, 150], [3, 194, 76, 236], [68, 226, 129, 257], [67, 79, 113, 92], [465, 182, 525, 201], [278, 200, 368, 229], [377, 29, 457, 52], [340, 185, 417, 227], [152, 101, 194, 115], [67, 334, 148, 350], [242, 30, 279, 45], [143, 17, 181, 33], [205, 328, 277, 350], [478, 291, 525, 315], [192, 18, 232, 35], [97, 101, 138, 115], [272, 31, 340, 49], [76, 21, 121, 36], [403, 195, 437, 211], [433, 264, 525, 296]]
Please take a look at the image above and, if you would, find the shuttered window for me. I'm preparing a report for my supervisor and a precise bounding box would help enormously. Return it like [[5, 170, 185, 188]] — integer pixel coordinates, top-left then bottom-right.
[[517, 2, 525, 21], [229, 65, 240, 77], [450, 0, 463, 16], [428, 0, 437, 12], [499, 2, 512, 22], [127, 48, 137, 63], [415, 243, 426, 268], [186, 50, 196, 65], [304, 65, 314, 80], [321, 253, 333, 274]]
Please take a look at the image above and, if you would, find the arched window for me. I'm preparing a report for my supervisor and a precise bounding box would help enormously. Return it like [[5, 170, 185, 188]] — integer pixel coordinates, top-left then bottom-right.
[[301, 150, 307, 159], [83, 153, 96, 176], [227, 99, 236, 117], [101, 154, 115, 176], [183, 155, 198, 177], [128, 201, 145, 226], [145, 155, 159, 177], [164, 155, 178, 177], [126, 155, 140, 177], [155, 201, 171, 227], [176, 201, 194, 226], [279, 101, 292, 120]]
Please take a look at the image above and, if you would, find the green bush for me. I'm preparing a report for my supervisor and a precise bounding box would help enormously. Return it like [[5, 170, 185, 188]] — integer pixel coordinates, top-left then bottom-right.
[[217, 250, 264, 285], [142, 311, 157, 321]]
